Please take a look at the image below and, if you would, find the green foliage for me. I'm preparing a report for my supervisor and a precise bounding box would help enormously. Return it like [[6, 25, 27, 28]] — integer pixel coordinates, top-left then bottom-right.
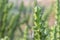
[[33, 0, 60, 40], [0, 0, 20, 40], [57, 0, 60, 39], [0, 0, 28, 39], [0, 0, 60, 40], [0, 0, 13, 38]]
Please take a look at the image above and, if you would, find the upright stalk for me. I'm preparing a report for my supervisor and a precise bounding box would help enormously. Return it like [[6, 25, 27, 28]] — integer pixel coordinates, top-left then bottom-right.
[[57, 0, 60, 40]]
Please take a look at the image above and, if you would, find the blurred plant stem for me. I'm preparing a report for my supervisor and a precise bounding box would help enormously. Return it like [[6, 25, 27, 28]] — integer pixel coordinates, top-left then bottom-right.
[[57, 0, 60, 40], [33, 0, 60, 40]]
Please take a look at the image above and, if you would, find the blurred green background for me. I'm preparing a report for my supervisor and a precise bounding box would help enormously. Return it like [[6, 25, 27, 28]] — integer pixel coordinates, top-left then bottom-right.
[[0, 0, 60, 40]]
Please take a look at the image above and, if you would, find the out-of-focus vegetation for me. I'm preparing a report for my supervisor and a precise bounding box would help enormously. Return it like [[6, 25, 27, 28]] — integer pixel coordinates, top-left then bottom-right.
[[34, 0, 60, 40], [0, 0, 60, 40], [0, 0, 33, 40]]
